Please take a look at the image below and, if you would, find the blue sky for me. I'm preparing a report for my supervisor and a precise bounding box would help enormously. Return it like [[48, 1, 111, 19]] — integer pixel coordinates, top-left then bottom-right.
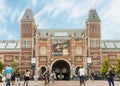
[[0, 0, 120, 40]]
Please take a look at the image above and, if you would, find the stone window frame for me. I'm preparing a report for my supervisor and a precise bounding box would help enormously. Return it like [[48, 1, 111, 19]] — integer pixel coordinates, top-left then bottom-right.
[[22, 39, 31, 48], [91, 39, 99, 48]]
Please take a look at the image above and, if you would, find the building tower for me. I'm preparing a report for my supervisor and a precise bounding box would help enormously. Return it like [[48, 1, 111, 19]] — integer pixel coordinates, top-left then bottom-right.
[[20, 9, 36, 72], [86, 8, 101, 71]]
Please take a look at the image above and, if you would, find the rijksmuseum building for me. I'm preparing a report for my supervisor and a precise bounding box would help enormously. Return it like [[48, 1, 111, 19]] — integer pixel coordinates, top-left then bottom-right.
[[0, 8, 120, 80]]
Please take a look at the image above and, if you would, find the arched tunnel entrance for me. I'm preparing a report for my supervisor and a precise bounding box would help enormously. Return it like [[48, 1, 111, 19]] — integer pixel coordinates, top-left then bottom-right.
[[52, 60, 70, 80]]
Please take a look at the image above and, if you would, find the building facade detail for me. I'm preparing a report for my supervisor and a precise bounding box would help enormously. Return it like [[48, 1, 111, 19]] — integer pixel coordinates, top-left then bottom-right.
[[0, 9, 120, 80]]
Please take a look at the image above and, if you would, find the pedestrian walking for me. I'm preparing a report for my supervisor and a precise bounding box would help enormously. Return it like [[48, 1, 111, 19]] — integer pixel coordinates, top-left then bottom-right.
[[44, 71, 50, 85], [89, 70, 96, 86], [1, 73, 6, 86], [23, 69, 30, 86], [11, 71, 15, 85], [91, 71, 95, 81], [50, 71, 56, 83], [1, 69, 6, 86], [5, 64, 13, 86], [78, 67, 86, 86], [15, 69, 21, 85], [106, 68, 115, 86]]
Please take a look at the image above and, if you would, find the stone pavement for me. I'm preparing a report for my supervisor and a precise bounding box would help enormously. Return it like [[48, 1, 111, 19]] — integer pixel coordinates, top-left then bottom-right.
[[0, 80, 45, 86], [0, 80, 119, 86], [48, 80, 120, 86]]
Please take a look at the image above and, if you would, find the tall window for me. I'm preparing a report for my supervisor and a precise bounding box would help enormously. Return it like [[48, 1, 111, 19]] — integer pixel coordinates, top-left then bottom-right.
[[91, 39, 99, 48], [22, 40, 31, 48]]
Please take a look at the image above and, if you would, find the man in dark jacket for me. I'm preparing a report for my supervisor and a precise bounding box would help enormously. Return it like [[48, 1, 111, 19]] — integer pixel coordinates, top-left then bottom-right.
[[106, 69, 115, 86]]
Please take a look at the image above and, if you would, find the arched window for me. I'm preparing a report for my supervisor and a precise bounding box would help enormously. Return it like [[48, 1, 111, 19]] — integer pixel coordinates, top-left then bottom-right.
[[41, 66, 46, 74], [75, 66, 80, 74]]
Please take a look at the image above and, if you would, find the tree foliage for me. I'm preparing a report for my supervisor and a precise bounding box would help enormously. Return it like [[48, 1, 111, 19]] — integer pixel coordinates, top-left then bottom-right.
[[116, 58, 120, 76], [11, 61, 18, 71], [0, 61, 4, 73], [101, 58, 109, 75]]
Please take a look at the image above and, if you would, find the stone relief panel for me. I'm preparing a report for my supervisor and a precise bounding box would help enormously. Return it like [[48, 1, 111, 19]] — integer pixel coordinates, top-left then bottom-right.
[[40, 57, 46, 61], [76, 57, 82, 62], [5, 55, 13, 61], [14, 55, 20, 62], [40, 47, 47, 56], [75, 47, 82, 56]]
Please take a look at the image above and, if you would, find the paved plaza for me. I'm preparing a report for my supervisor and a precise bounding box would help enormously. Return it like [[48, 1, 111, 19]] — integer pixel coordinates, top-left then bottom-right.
[[48, 80, 120, 86], [0, 80, 119, 86]]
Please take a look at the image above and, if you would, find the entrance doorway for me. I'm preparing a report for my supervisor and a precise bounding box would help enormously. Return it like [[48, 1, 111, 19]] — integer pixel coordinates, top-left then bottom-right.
[[52, 60, 70, 80]]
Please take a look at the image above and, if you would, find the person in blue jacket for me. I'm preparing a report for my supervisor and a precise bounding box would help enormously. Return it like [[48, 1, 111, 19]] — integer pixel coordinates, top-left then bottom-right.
[[5, 64, 13, 86]]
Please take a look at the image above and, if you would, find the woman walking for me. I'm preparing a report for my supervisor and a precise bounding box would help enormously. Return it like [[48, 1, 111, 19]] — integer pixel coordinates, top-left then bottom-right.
[[23, 70, 30, 86]]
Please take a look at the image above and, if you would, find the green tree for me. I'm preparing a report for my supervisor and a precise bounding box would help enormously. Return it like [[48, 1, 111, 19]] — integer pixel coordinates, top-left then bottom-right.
[[0, 61, 4, 73], [116, 58, 120, 77], [101, 58, 109, 76], [11, 61, 18, 71]]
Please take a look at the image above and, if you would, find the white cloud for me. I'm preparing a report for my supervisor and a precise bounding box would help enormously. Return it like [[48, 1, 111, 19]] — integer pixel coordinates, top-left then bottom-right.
[[0, 27, 16, 40], [26, 0, 38, 8], [0, 0, 120, 39], [0, 0, 8, 24], [10, 8, 20, 22], [100, 0, 120, 39], [0, 0, 21, 39], [35, 0, 107, 26]]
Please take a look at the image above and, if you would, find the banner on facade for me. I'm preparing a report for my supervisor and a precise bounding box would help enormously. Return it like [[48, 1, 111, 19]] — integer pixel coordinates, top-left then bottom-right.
[[31, 58, 36, 63]]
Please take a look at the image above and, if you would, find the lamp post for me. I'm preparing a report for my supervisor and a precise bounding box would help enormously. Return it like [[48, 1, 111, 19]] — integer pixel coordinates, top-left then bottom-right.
[[87, 57, 91, 79], [34, 25, 39, 81], [31, 57, 36, 80]]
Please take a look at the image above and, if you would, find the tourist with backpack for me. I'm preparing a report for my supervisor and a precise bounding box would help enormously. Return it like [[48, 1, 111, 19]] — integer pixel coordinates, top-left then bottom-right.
[[106, 68, 115, 86]]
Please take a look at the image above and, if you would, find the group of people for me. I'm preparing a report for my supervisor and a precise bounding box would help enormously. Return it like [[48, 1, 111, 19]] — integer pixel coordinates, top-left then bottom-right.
[[77, 67, 115, 86], [1, 64, 31, 86], [2, 65, 56, 86], [1, 64, 116, 86], [39, 71, 56, 85]]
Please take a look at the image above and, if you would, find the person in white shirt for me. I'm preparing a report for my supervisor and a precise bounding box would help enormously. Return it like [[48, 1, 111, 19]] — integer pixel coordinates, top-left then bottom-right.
[[78, 68, 85, 86], [23, 70, 30, 86], [50, 71, 56, 83]]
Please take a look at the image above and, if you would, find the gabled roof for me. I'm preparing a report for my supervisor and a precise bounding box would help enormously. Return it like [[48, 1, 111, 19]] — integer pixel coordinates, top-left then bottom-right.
[[0, 40, 20, 52], [21, 9, 34, 22], [88, 9, 100, 22], [101, 40, 120, 50]]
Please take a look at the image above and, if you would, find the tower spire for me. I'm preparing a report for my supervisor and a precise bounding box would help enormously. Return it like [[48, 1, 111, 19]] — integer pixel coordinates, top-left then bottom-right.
[[21, 8, 34, 22], [88, 8, 100, 22]]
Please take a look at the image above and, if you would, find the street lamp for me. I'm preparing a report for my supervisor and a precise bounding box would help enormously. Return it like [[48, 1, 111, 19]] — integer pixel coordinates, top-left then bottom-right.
[[87, 57, 91, 79], [31, 57, 36, 80], [31, 57, 36, 70]]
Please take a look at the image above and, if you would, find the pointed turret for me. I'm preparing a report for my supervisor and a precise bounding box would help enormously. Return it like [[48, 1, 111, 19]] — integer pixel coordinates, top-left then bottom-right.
[[21, 9, 34, 22], [86, 8, 101, 71], [20, 8, 36, 72], [88, 9, 100, 22]]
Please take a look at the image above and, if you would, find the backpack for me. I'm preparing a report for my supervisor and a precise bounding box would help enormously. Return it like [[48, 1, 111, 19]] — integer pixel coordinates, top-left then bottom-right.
[[109, 70, 115, 77]]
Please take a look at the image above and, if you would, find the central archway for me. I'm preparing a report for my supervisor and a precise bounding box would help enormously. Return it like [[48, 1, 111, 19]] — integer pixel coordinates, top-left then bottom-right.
[[52, 60, 70, 80]]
